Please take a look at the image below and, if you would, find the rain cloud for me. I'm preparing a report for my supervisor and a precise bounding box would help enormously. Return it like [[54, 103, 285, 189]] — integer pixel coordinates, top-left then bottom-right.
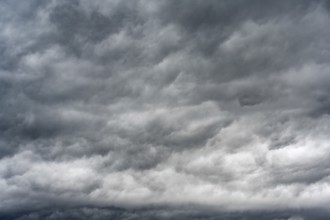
[[1, 0, 330, 219]]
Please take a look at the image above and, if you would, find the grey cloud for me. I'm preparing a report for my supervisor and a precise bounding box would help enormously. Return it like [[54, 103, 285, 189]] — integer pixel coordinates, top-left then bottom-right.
[[1, 207, 329, 220], [1, 0, 330, 219], [49, 0, 142, 55]]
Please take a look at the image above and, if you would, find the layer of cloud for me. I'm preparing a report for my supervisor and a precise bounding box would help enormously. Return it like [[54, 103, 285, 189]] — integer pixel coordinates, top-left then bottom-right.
[[1, 0, 330, 219], [2, 207, 328, 220]]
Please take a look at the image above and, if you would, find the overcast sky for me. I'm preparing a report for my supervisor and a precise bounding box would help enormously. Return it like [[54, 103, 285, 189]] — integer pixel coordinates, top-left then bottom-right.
[[1, 0, 330, 219]]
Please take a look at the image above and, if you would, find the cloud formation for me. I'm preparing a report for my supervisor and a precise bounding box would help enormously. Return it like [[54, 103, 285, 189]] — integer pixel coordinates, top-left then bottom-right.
[[1, 0, 330, 219]]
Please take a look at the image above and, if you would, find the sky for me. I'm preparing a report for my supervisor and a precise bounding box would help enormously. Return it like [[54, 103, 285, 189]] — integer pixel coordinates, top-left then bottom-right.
[[1, 0, 330, 219]]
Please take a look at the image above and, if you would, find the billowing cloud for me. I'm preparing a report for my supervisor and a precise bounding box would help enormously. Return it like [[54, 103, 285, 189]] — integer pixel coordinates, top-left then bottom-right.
[[1, 0, 330, 219]]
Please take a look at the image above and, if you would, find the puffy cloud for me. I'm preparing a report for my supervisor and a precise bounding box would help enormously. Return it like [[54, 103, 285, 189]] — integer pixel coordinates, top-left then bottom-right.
[[1, 0, 330, 219]]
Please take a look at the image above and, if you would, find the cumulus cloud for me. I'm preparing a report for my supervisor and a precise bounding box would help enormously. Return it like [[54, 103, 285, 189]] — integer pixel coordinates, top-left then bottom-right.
[[1, 0, 330, 219]]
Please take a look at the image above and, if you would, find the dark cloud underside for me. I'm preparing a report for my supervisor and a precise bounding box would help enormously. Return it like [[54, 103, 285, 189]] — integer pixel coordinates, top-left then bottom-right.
[[1, 0, 330, 219]]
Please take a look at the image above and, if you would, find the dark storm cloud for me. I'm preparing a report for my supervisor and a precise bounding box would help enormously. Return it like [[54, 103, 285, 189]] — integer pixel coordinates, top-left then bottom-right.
[[1, 207, 329, 220], [1, 0, 330, 219], [48, 0, 143, 56]]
